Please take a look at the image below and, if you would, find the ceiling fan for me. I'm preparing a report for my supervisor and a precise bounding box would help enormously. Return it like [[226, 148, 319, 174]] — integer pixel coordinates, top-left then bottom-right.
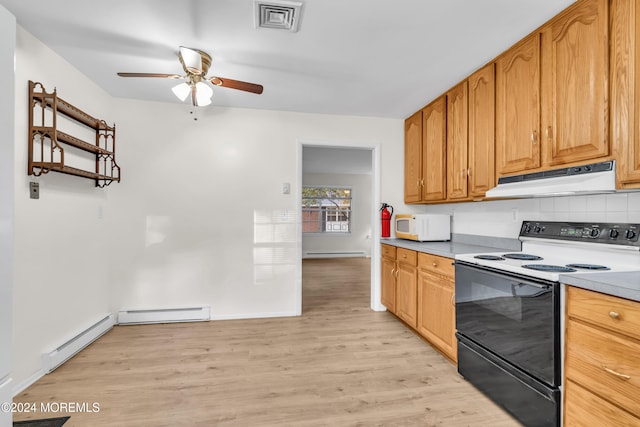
[[117, 46, 264, 107]]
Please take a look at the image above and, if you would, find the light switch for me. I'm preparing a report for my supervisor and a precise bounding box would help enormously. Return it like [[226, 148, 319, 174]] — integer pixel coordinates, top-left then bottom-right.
[[30, 182, 39, 199], [282, 182, 290, 194]]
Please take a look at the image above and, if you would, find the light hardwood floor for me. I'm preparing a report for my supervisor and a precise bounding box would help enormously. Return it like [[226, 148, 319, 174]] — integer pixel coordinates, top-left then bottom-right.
[[14, 258, 520, 426]]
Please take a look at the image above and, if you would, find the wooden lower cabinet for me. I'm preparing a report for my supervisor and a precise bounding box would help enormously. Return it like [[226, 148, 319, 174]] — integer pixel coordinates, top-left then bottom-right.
[[380, 245, 457, 362], [381, 244, 417, 323], [564, 379, 640, 426], [417, 253, 457, 362], [380, 244, 397, 313], [395, 248, 418, 328], [564, 286, 640, 424]]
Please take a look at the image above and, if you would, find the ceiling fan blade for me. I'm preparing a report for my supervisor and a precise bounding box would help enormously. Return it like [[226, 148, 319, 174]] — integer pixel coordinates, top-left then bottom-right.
[[209, 76, 264, 94], [117, 72, 182, 79]]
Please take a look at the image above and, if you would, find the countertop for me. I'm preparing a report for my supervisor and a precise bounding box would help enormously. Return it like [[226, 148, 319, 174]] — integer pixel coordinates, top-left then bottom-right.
[[381, 234, 639, 303], [560, 271, 640, 302], [381, 233, 521, 258]]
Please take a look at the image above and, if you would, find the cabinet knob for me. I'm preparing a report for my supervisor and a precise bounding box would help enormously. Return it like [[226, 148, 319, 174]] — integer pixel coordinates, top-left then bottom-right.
[[432, 262, 437, 267], [531, 130, 538, 145], [546, 126, 553, 140], [609, 311, 620, 319]]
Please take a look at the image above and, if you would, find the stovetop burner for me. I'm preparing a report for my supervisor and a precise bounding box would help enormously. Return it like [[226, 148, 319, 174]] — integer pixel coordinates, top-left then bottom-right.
[[474, 255, 505, 261], [522, 264, 577, 272], [566, 263, 610, 270], [503, 253, 543, 261], [455, 221, 640, 281]]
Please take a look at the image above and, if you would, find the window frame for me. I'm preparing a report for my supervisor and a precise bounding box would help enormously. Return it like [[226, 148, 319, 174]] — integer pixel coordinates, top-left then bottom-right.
[[301, 185, 353, 235]]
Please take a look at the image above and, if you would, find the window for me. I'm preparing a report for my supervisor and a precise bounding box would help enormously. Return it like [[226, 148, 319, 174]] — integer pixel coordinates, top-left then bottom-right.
[[302, 186, 351, 233]]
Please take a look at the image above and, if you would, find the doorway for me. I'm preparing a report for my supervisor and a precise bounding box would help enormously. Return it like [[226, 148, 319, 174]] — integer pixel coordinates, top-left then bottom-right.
[[296, 142, 382, 315]]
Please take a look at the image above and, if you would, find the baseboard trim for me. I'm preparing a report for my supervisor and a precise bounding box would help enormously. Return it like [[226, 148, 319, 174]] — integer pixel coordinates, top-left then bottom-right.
[[211, 311, 298, 321], [12, 370, 44, 397]]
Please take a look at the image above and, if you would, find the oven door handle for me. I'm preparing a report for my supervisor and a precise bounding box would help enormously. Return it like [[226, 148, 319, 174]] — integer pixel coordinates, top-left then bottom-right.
[[511, 282, 552, 298]]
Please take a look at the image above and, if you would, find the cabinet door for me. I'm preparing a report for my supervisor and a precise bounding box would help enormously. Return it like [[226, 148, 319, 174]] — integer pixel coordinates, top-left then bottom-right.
[[496, 33, 541, 176], [468, 63, 496, 197], [404, 111, 423, 203], [541, 0, 609, 166], [381, 257, 396, 313], [564, 379, 640, 427], [611, 0, 640, 188], [417, 271, 457, 362], [422, 96, 447, 201], [395, 263, 418, 328], [446, 81, 469, 200]]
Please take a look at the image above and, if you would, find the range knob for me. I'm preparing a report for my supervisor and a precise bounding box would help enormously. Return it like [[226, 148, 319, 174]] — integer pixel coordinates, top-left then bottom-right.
[[609, 229, 620, 239], [534, 225, 542, 233], [522, 224, 531, 233], [590, 228, 600, 238], [626, 229, 637, 240]]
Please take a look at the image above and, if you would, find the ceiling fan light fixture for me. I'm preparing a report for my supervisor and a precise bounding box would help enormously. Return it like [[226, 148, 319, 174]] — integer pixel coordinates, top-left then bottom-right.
[[195, 81, 213, 106], [172, 82, 191, 101]]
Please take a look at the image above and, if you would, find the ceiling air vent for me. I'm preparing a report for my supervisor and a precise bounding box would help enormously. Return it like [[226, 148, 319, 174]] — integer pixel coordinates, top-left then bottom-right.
[[253, 0, 303, 32]]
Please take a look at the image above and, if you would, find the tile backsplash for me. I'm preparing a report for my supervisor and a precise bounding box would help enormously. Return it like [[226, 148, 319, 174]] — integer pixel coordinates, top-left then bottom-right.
[[419, 192, 640, 238]]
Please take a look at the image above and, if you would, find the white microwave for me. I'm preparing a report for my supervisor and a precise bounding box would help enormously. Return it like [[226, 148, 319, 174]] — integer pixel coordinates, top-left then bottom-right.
[[395, 214, 451, 241]]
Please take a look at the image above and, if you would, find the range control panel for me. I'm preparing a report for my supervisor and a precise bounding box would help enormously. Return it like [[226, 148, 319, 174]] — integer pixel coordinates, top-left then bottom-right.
[[519, 221, 640, 246]]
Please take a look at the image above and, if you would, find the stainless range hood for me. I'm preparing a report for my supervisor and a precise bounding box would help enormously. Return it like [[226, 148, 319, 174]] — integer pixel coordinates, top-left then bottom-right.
[[485, 160, 616, 198]]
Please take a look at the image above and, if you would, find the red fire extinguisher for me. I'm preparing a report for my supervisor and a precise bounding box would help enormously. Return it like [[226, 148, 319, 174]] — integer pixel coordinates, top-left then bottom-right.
[[380, 203, 393, 238]]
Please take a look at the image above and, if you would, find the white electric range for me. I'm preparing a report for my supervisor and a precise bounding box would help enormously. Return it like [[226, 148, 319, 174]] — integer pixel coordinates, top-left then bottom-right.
[[453, 220, 640, 426], [456, 221, 640, 282]]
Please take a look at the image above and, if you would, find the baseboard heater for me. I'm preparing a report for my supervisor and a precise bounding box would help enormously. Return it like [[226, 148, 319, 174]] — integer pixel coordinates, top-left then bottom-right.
[[117, 306, 211, 325], [42, 314, 115, 374], [304, 251, 367, 259]]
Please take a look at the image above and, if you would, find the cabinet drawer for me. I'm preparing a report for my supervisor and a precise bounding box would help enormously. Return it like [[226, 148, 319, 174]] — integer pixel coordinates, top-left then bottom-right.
[[396, 248, 417, 266], [564, 379, 640, 426], [418, 252, 454, 278], [567, 286, 640, 342], [381, 244, 396, 260], [565, 319, 640, 416]]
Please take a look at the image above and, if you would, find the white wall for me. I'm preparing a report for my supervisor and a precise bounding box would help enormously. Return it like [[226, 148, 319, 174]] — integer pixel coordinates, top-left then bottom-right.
[[12, 28, 114, 391], [0, 5, 15, 426], [302, 172, 372, 257], [107, 102, 402, 320]]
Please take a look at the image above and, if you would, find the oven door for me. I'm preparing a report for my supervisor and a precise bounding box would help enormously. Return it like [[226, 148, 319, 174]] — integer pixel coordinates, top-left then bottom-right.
[[455, 262, 560, 387]]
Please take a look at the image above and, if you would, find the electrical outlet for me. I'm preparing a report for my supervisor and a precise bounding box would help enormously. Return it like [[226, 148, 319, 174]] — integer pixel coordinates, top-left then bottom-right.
[[282, 182, 290, 194], [29, 182, 39, 199]]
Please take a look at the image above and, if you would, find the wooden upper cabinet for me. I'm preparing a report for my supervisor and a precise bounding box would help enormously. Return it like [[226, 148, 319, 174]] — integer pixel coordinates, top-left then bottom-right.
[[468, 63, 496, 198], [496, 33, 541, 176], [422, 96, 447, 201], [446, 81, 469, 200], [404, 110, 422, 203], [541, 0, 609, 166], [611, 0, 640, 188]]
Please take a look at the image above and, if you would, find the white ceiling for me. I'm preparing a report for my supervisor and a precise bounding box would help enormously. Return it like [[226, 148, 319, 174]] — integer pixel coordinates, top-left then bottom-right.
[[1, 0, 575, 119]]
